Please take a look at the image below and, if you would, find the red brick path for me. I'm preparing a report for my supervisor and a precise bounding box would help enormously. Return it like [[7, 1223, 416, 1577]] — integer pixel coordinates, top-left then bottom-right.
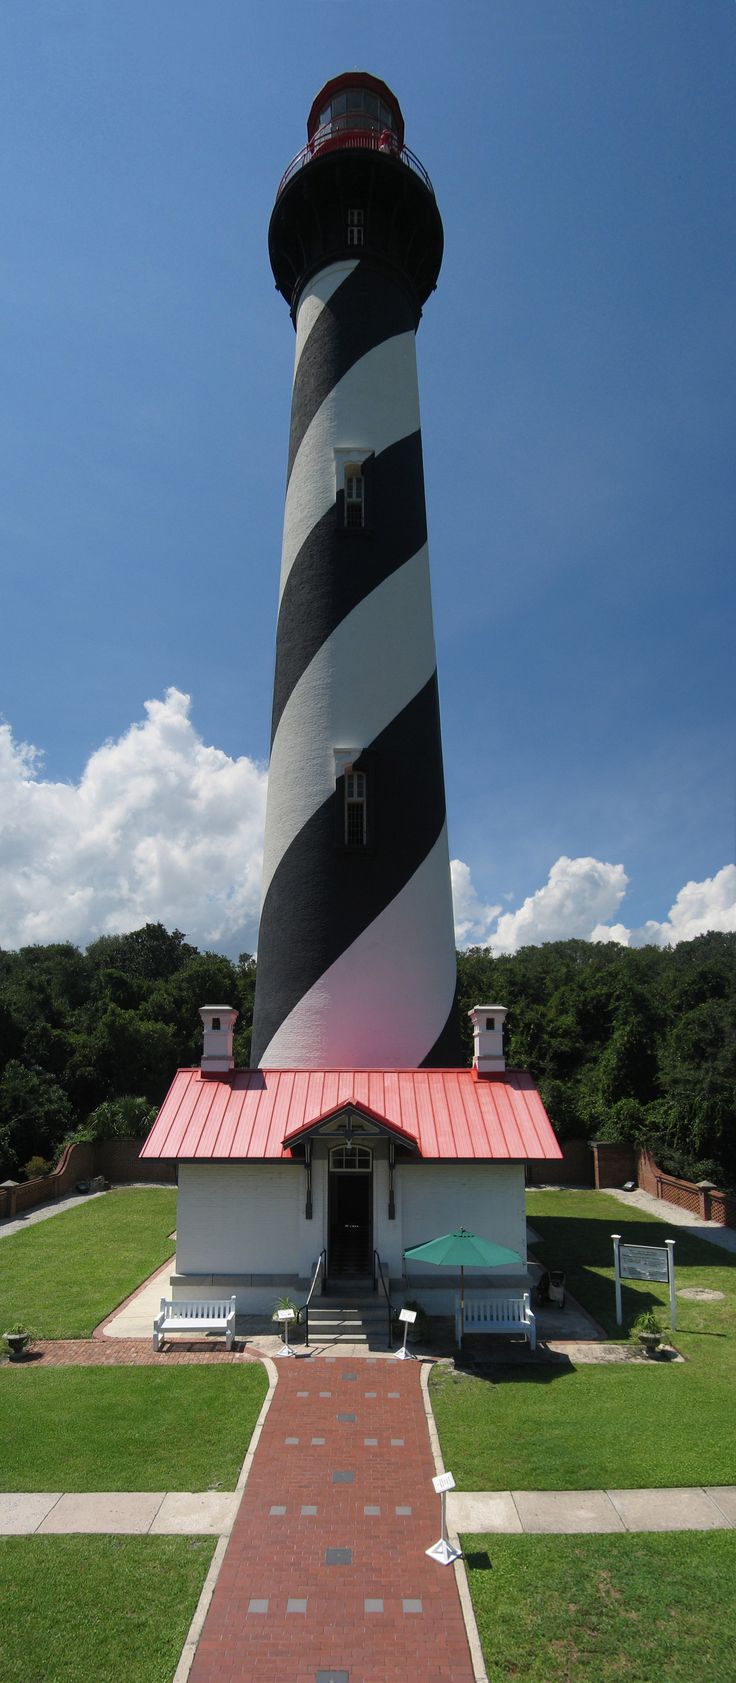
[[190, 1358, 474, 1683], [28, 1340, 265, 1366]]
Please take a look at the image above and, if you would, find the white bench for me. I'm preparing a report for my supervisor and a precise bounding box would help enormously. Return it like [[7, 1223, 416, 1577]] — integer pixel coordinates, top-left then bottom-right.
[[455, 1292, 536, 1350], [153, 1296, 237, 1352]]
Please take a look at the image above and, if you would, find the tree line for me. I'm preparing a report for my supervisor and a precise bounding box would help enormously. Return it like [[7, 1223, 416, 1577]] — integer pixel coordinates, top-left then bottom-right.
[[0, 924, 733, 1188]]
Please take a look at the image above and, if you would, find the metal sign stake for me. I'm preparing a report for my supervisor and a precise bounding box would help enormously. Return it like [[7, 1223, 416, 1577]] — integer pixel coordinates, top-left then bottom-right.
[[426, 1471, 461, 1565], [395, 1305, 418, 1361], [275, 1307, 296, 1357]]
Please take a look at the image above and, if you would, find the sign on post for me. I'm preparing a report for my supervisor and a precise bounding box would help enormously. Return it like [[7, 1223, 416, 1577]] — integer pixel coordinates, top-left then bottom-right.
[[612, 1235, 676, 1329]]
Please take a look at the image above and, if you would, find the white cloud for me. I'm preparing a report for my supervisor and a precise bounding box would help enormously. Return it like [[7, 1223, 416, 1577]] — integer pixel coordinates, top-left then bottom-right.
[[449, 859, 502, 946], [452, 853, 736, 954], [0, 689, 267, 955], [628, 865, 736, 948]]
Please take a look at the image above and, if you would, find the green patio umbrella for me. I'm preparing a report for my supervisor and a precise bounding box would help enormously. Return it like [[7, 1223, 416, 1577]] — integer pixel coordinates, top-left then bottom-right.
[[403, 1228, 522, 1335]]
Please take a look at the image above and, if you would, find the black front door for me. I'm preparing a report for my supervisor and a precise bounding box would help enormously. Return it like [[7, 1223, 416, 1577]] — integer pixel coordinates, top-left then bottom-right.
[[328, 1171, 372, 1276]]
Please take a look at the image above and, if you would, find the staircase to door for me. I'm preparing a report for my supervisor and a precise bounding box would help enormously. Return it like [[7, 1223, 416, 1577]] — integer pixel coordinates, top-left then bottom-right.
[[305, 1284, 393, 1350]]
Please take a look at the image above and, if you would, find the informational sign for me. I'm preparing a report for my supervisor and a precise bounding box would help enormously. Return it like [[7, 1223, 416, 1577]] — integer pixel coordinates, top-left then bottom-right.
[[432, 1472, 455, 1494], [611, 1234, 676, 1329], [619, 1244, 671, 1283], [399, 1308, 417, 1324]]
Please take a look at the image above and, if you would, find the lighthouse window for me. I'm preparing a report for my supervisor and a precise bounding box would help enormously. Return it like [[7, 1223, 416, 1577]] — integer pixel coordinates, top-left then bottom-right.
[[344, 463, 364, 527], [347, 207, 364, 248], [345, 770, 367, 846]]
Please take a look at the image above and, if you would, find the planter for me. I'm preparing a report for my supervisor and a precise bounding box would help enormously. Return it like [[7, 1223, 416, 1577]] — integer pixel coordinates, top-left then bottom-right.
[[637, 1332, 662, 1358], [4, 1332, 30, 1361]]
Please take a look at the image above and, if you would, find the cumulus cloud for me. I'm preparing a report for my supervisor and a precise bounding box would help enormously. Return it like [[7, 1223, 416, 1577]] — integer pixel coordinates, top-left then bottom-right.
[[449, 859, 502, 946], [451, 854, 736, 954], [629, 865, 736, 948], [0, 689, 267, 954]]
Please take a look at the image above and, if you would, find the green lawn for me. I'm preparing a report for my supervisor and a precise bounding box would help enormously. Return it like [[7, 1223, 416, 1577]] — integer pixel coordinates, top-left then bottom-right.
[[430, 1190, 736, 1489], [463, 1531, 736, 1683], [0, 1188, 177, 1338], [0, 1364, 268, 1490], [0, 1536, 215, 1683]]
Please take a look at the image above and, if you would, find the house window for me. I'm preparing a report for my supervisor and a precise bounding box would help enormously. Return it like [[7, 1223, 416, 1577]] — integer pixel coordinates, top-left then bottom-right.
[[211, 1017, 221, 1032], [330, 1144, 372, 1172], [347, 207, 364, 248], [485, 1017, 495, 1031], [345, 770, 367, 846], [344, 463, 364, 528]]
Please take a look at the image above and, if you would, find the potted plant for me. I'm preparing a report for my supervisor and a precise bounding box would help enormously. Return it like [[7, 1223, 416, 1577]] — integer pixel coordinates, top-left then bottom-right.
[[398, 1299, 431, 1346], [3, 1322, 32, 1361], [632, 1308, 663, 1356]]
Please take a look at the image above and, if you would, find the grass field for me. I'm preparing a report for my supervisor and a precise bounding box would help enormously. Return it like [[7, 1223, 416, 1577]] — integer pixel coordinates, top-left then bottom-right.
[[0, 1188, 178, 1338], [430, 1190, 736, 1489], [0, 1363, 268, 1490], [0, 1536, 215, 1683], [463, 1531, 736, 1683]]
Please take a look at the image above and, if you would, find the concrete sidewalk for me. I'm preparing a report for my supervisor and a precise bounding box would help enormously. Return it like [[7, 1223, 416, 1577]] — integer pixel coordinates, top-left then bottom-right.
[[603, 1185, 736, 1254], [447, 1485, 736, 1535], [4, 1483, 734, 1537], [0, 1490, 241, 1535]]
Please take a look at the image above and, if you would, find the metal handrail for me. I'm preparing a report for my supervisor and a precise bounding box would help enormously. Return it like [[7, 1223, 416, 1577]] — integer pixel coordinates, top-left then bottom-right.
[[276, 124, 435, 200], [373, 1250, 395, 1350], [298, 1249, 326, 1347]]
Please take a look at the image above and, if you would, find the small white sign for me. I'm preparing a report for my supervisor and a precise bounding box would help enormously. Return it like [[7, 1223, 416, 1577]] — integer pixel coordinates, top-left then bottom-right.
[[399, 1308, 417, 1324], [432, 1471, 455, 1494], [276, 1308, 295, 1322]]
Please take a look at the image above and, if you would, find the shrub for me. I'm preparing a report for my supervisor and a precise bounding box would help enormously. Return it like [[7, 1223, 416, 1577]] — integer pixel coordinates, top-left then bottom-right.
[[24, 1156, 54, 1180]]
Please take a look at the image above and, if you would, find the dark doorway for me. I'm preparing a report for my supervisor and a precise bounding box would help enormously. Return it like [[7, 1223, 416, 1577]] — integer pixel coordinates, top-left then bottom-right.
[[328, 1169, 372, 1276]]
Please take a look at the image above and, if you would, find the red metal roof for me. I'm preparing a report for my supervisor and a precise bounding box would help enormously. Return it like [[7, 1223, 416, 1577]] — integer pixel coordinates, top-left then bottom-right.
[[140, 1067, 563, 1164]]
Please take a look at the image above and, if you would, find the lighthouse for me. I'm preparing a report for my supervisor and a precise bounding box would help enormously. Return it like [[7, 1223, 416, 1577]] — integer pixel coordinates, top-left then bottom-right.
[[251, 73, 461, 1071]]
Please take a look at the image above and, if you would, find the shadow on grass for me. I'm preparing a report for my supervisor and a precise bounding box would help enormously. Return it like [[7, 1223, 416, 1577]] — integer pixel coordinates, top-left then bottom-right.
[[464, 1550, 493, 1570], [460, 1358, 576, 1387]]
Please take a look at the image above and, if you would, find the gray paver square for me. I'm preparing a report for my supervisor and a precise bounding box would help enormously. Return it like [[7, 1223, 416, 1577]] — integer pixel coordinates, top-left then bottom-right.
[[325, 1547, 352, 1564], [395, 1505, 412, 1516], [315, 1672, 349, 1683], [403, 1598, 422, 1613], [151, 1493, 239, 1535], [706, 1487, 736, 1524], [332, 1470, 354, 1484], [270, 1505, 287, 1516], [364, 1505, 381, 1516], [391, 1438, 405, 1447], [319, 1391, 332, 1397], [364, 1390, 377, 1397], [364, 1598, 384, 1613], [285, 1437, 299, 1445], [39, 1493, 165, 1534], [287, 1597, 308, 1614], [388, 1391, 400, 1397], [248, 1598, 269, 1614], [301, 1505, 318, 1515], [0, 1494, 62, 1534], [311, 1437, 325, 1445], [297, 1390, 309, 1397], [337, 1412, 355, 1422], [608, 1487, 731, 1531], [513, 1490, 624, 1534], [364, 1437, 378, 1446]]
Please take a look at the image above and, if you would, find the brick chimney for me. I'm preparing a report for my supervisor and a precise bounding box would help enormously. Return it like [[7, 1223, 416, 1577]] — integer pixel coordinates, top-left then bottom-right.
[[199, 1005, 238, 1075], [468, 1005, 507, 1074]]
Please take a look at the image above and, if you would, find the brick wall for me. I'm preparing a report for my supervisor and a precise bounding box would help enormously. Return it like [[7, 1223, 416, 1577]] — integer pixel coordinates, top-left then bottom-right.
[[0, 1137, 175, 1219], [637, 1147, 735, 1227], [591, 1140, 637, 1189], [526, 1138, 594, 1187]]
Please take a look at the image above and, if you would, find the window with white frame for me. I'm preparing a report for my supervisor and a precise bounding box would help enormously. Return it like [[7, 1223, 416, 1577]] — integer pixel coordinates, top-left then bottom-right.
[[329, 1143, 372, 1172]]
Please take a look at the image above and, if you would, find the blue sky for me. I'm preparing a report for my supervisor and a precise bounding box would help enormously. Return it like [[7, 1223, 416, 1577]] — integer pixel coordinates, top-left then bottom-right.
[[1, 1, 734, 956]]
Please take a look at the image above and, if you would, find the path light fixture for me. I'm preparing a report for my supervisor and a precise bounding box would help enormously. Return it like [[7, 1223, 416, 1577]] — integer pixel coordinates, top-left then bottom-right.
[[394, 1305, 418, 1361], [426, 1471, 461, 1565]]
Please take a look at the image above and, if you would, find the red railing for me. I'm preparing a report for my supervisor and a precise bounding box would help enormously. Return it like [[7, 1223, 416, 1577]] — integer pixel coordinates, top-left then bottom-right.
[[276, 122, 435, 200]]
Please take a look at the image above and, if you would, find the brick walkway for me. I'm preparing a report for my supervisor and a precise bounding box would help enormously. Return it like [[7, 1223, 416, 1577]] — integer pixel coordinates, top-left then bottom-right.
[[27, 1339, 265, 1366], [189, 1358, 474, 1683]]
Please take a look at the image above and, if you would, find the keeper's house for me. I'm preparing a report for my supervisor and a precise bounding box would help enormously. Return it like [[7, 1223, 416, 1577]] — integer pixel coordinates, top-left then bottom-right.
[[140, 1004, 562, 1313]]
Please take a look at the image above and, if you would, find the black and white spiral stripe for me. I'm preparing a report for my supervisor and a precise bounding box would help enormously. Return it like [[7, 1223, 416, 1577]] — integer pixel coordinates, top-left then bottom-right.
[[251, 258, 460, 1070]]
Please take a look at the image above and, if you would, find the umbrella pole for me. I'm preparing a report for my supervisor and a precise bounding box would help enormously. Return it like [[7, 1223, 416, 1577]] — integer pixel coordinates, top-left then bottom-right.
[[460, 1265, 464, 1348]]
